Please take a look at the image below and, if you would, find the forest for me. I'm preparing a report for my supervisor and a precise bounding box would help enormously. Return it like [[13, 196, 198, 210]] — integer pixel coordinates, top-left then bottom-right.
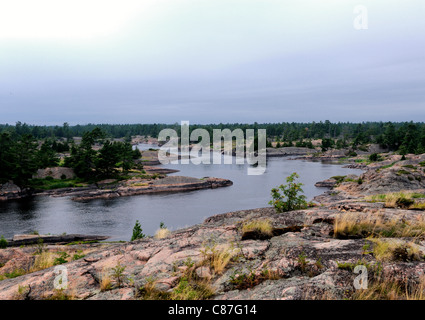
[[1, 121, 425, 187]]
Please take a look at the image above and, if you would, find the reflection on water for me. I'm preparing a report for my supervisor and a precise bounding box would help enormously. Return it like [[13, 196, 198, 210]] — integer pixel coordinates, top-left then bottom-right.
[[0, 146, 362, 241]]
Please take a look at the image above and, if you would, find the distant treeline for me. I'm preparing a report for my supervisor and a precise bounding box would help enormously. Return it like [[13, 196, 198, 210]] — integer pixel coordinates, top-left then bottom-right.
[[1, 120, 425, 154], [1, 121, 425, 187]]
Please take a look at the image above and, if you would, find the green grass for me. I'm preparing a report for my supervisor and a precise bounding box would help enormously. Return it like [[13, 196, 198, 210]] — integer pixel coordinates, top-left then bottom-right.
[[396, 170, 411, 176], [367, 192, 425, 206], [331, 176, 346, 184], [379, 161, 398, 170], [0, 268, 26, 280], [65, 240, 99, 246], [402, 165, 417, 169], [28, 178, 85, 190], [410, 203, 425, 210], [336, 259, 372, 271]]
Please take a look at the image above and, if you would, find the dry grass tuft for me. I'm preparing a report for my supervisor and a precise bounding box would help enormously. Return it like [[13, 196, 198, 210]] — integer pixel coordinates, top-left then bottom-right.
[[367, 191, 425, 209], [200, 243, 240, 275], [241, 219, 273, 236], [30, 251, 56, 272], [369, 238, 422, 262], [154, 228, 171, 239], [352, 276, 425, 300], [100, 268, 113, 292], [333, 212, 425, 239]]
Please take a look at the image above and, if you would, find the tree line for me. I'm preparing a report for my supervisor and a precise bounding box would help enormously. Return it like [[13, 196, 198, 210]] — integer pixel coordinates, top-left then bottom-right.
[[1, 121, 425, 187], [2, 120, 425, 151]]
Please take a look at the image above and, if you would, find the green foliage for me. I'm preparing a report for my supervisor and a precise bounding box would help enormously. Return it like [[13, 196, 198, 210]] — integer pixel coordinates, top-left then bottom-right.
[[0, 235, 8, 249], [295, 139, 314, 149], [229, 265, 280, 290], [297, 252, 308, 273], [380, 162, 398, 170], [132, 147, 142, 160], [369, 153, 383, 162], [54, 252, 70, 265], [0, 268, 26, 279], [336, 259, 372, 271], [395, 197, 414, 209], [1, 121, 425, 187], [229, 268, 258, 290], [36, 139, 60, 168], [269, 173, 308, 213], [72, 250, 86, 261], [402, 164, 416, 169], [396, 170, 411, 176], [110, 262, 127, 288], [131, 220, 146, 241], [34, 237, 46, 255], [27, 178, 84, 190], [331, 176, 346, 184], [64, 128, 136, 179], [0, 132, 38, 186], [321, 138, 335, 151]]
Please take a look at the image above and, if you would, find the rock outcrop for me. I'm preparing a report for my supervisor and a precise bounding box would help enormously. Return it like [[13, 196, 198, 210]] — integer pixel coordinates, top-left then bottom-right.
[[1, 198, 424, 300], [0, 182, 31, 202], [67, 176, 232, 201], [1, 153, 425, 300], [33, 167, 75, 180], [337, 154, 425, 196]]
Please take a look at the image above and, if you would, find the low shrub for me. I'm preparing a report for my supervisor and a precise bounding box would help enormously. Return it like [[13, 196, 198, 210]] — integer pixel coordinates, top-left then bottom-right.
[[269, 173, 308, 213], [0, 235, 7, 249]]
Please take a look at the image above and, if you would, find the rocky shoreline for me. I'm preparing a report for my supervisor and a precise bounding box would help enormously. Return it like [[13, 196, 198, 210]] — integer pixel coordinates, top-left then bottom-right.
[[1, 153, 425, 300], [0, 176, 233, 202], [70, 176, 232, 201], [0, 159, 232, 203]]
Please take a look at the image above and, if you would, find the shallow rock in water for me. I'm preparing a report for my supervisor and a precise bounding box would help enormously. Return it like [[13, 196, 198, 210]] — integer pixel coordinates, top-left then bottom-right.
[[315, 178, 337, 188], [0, 182, 31, 201]]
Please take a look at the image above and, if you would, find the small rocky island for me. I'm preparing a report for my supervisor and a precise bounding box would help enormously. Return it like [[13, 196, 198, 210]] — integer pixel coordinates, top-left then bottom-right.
[[0, 147, 233, 202], [1, 152, 425, 300]]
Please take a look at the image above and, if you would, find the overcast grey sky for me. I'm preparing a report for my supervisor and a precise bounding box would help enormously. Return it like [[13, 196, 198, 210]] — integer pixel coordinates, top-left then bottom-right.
[[0, 0, 424, 125]]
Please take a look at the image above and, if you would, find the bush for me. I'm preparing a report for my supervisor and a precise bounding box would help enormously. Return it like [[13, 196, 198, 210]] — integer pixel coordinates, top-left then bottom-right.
[[0, 235, 8, 249], [54, 252, 70, 265], [111, 262, 126, 288], [369, 153, 382, 162], [269, 173, 308, 213], [131, 220, 146, 241], [331, 176, 346, 184]]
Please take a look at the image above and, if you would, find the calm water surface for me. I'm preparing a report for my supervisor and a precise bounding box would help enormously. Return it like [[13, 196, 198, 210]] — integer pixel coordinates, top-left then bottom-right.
[[0, 145, 362, 240]]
